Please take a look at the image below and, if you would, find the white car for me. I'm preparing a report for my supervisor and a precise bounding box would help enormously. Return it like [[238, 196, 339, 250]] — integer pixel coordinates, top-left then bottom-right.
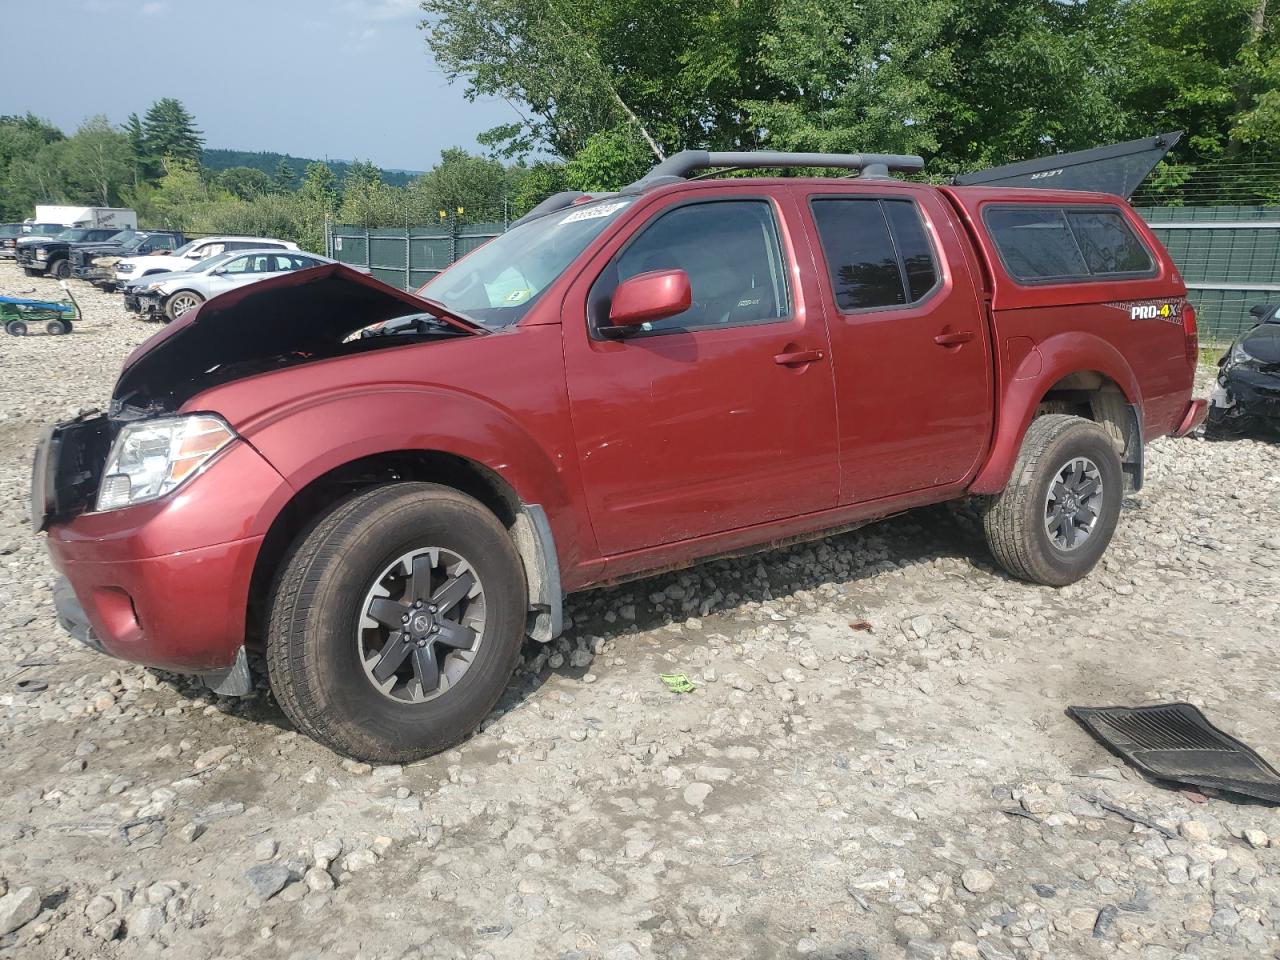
[[129, 248, 334, 321], [114, 235, 299, 285]]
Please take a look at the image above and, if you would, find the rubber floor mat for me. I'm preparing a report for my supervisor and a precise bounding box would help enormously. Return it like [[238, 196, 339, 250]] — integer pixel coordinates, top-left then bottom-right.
[[1068, 702, 1280, 804]]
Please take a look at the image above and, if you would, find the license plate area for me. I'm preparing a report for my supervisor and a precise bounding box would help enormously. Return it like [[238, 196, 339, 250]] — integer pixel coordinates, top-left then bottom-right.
[[32, 413, 113, 531]]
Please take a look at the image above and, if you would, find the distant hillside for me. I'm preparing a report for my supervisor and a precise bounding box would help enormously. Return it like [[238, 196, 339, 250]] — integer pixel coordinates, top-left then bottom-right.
[[202, 148, 422, 188]]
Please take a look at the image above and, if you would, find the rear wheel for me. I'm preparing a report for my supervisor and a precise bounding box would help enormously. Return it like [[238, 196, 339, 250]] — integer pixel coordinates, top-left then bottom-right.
[[266, 482, 527, 762], [22, 267, 40, 277], [982, 415, 1123, 586], [45, 319, 68, 335], [165, 290, 204, 322], [5, 320, 28, 337]]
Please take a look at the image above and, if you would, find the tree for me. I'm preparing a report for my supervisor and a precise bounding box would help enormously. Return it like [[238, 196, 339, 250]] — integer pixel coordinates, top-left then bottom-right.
[[0, 113, 66, 218], [272, 157, 298, 193], [124, 112, 148, 183], [411, 147, 510, 219], [298, 161, 339, 211], [217, 165, 273, 199], [141, 98, 204, 169], [61, 116, 133, 206]]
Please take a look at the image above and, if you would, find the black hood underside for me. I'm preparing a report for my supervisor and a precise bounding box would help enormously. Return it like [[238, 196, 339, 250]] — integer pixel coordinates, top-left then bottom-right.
[[112, 264, 479, 414]]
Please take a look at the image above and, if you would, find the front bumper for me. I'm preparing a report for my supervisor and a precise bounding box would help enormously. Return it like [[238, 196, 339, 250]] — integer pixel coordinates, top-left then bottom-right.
[[1211, 364, 1280, 421], [41, 436, 292, 673]]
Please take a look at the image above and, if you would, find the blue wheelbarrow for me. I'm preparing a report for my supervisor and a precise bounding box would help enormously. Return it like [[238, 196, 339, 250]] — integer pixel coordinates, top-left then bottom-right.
[[1, 280, 81, 336]]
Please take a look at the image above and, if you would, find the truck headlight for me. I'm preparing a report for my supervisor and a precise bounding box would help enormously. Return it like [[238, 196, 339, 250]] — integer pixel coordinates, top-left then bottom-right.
[[96, 415, 236, 512], [35, 248, 47, 260], [1227, 340, 1257, 367]]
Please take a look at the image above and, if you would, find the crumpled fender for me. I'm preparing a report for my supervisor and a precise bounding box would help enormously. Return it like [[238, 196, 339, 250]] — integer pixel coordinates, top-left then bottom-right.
[[970, 331, 1141, 495]]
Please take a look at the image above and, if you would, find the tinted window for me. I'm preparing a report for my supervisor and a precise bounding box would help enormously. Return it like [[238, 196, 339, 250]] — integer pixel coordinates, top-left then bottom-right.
[[984, 208, 1087, 281], [883, 200, 939, 301], [811, 198, 938, 311], [1066, 210, 1153, 275], [984, 205, 1154, 282], [607, 200, 789, 333]]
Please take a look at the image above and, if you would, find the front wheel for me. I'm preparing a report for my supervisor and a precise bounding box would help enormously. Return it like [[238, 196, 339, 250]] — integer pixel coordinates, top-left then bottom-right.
[[981, 415, 1123, 586], [50, 259, 71, 279], [165, 290, 204, 322], [266, 483, 528, 762]]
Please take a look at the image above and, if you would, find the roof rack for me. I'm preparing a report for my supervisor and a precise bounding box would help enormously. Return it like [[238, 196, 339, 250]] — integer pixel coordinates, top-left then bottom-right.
[[624, 150, 925, 192]]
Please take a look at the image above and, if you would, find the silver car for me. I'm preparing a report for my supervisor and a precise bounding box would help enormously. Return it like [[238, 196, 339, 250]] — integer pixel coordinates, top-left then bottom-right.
[[133, 249, 334, 321]]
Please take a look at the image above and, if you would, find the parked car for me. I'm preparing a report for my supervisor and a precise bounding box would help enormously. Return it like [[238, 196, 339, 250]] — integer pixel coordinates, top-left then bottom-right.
[[1206, 303, 1280, 436], [34, 149, 1205, 762], [128, 249, 335, 321], [15, 227, 130, 277], [113, 236, 299, 285], [69, 231, 187, 290], [1, 222, 60, 259]]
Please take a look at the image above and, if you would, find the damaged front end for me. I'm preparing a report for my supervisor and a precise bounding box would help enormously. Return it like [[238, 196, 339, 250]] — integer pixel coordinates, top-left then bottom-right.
[[33, 264, 481, 533], [1207, 308, 1280, 438]]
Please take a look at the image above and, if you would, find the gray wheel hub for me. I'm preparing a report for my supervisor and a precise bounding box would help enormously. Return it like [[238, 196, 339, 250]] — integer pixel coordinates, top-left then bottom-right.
[[357, 547, 486, 703], [170, 294, 200, 317], [1043, 456, 1103, 551]]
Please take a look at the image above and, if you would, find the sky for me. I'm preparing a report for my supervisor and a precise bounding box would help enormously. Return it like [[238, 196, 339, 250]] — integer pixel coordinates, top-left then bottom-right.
[[2, 0, 523, 171]]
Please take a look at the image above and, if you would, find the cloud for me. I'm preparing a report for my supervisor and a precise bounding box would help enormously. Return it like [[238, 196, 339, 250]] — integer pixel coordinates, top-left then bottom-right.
[[140, 0, 168, 15], [341, 0, 420, 21]]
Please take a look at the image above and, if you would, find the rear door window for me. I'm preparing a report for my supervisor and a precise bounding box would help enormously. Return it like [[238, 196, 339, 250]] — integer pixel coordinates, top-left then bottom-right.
[[810, 197, 940, 311], [984, 205, 1154, 283]]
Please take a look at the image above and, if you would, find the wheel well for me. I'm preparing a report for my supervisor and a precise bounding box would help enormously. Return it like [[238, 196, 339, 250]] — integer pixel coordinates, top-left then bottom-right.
[[245, 450, 524, 651], [1033, 371, 1142, 490]]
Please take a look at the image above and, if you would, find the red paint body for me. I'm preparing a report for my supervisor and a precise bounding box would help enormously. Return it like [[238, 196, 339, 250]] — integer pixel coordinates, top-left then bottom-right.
[[45, 179, 1200, 672]]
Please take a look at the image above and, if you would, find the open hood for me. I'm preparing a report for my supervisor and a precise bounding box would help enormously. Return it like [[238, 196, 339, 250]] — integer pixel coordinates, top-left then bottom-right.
[[952, 131, 1183, 199], [113, 263, 483, 413]]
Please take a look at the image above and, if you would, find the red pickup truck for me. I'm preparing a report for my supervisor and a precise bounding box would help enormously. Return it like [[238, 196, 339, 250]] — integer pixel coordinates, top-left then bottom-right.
[[33, 150, 1206, 762]]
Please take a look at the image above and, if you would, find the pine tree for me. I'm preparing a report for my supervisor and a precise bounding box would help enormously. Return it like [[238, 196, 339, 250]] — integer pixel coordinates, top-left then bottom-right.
[[124, 112, 149, 182], [272, 157, 297, 192], [140, 98, 204, 169]]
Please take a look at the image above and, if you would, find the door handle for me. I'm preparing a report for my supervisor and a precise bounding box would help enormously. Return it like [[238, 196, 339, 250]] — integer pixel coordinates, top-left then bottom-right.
[[933, 330, 974, 347], [774, 348, 824, 366]]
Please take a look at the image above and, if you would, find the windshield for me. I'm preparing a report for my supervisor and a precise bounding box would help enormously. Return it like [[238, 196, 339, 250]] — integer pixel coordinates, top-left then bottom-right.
[[105, 230, 134, 243], [53, 228, 92, 242], [0, 224, 20, 238], [32, 224, 64, 236], [419, 198, 632, 328], [170, 239, 200, 256], [189, 252, 236, 273]]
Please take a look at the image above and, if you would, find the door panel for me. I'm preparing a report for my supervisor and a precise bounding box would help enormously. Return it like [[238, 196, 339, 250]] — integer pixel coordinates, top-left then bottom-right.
[[805, 189, 993, 504], [562, 193, 839, 557]]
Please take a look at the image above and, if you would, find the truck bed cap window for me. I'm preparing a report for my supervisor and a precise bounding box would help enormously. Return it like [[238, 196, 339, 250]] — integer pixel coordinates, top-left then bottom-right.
[[984, 204, 1154, 284]]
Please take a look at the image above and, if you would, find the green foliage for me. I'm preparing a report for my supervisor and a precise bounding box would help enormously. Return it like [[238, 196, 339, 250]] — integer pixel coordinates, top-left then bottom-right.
[[139, 98, 204, 175], [201, 149, 420, 189], [216, 166, 273, 200], [563, 128, 651, 191], [61, 116, 133, 206], [272, 157, 297, 193]]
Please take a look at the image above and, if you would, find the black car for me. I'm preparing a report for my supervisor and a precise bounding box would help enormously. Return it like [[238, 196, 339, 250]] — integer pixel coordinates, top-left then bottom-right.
[[15, 227, 124, 277], [1207, 304, 1280, 437], [69, 230, 186, 289]]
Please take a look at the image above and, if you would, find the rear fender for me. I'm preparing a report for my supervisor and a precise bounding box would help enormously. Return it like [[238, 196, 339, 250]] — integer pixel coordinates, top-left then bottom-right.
[[970, 332, 1141, 494]]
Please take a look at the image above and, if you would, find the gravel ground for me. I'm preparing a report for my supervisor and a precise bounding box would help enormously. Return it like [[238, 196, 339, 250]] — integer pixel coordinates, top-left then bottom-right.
[[1, 260, 1278, 960]]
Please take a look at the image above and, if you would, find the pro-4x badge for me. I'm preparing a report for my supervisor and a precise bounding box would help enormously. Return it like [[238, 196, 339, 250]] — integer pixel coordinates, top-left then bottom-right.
[[1106, 298, 1184, 324]]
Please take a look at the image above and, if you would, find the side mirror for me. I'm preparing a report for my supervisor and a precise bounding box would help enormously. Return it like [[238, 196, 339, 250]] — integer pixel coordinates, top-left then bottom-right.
[[605, 269, 691, 335]]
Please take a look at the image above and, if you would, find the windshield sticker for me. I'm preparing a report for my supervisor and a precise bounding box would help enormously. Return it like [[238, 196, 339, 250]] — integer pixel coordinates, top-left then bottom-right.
[[503, 288, 532, 304], [559, 200, 630, 225]]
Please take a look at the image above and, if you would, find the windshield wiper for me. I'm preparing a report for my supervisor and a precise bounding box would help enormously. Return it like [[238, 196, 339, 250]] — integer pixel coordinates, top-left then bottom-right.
[[415, 296, 490, 332]]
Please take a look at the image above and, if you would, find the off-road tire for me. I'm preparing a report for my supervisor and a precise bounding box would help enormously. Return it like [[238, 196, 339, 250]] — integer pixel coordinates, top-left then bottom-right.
[[22, 267, 40, 277], [50, 259, 71, 279], [265, 482, 527, 762], [981, 414, 1122, 586]]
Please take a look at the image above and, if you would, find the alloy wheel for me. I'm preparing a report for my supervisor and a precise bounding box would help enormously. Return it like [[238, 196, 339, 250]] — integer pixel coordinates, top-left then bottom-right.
[[1043, 456, 1103, 551], [357, 548, 486, 703], [170, 293, 201, 317]]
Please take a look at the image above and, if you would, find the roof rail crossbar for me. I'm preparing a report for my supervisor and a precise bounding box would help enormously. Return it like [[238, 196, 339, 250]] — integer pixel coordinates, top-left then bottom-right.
[[626, 150, 925, 191]]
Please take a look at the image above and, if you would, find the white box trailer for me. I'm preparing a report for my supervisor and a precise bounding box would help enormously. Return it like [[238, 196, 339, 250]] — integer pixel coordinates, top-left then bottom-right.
[[32, 206, 137, 230]]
